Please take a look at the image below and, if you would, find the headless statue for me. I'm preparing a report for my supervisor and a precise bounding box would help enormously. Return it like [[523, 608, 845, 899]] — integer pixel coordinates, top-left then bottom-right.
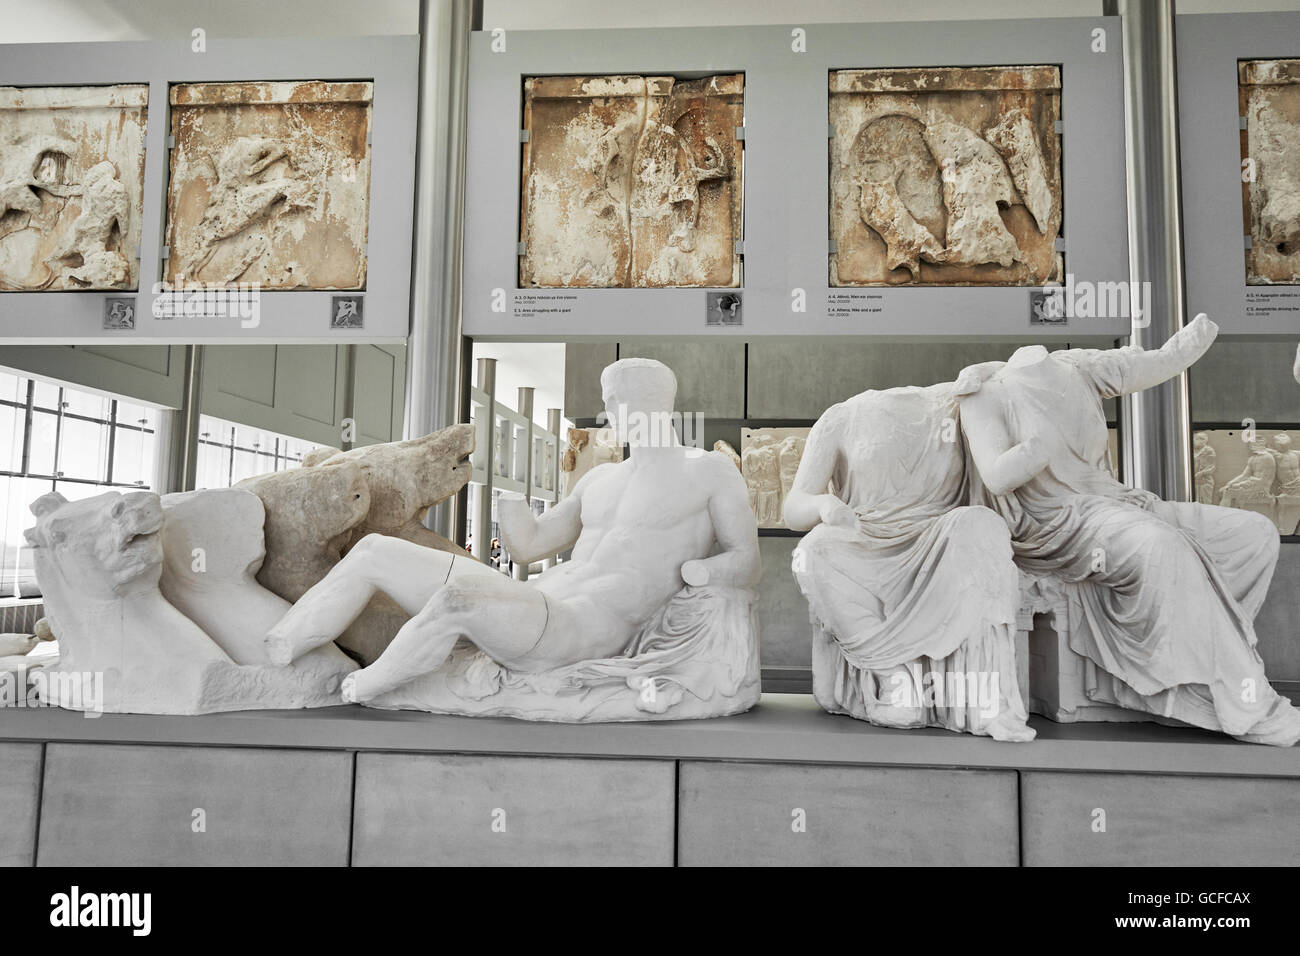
[[266, 358, 761, 706], [959, 314, 1300, 746]]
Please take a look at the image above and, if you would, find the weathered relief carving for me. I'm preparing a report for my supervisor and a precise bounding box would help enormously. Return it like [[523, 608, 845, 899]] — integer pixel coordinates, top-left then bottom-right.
[[241, 425, 475, 665], [520, 74, 743, 288], [165, 81, 372, 290], [0, 85, 147, 291], [829, 67, 1062, 287], [1200, 428, 1300, 533], [740, 427, 809, 529], [560, 426, 623, 498], [1241, 59, 1300, 284]]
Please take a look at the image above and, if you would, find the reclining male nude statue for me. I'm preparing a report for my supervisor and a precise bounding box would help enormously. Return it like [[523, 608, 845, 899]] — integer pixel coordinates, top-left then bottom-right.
[[959, 314, 1300, 746], [783, 375, 1034, 741], [266, 358, 763, 721]]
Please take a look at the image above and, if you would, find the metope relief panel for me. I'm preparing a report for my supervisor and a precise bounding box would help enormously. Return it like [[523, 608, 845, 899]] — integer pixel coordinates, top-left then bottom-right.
[[1196, 428, 1300, 535], [740, 427, 809, 530], [829, 66, 1062, 288], [165, 81, 373, 291], [0, 85, 148, 291], [1241, 60, 1300, 285], [519, 74, 743, 289]]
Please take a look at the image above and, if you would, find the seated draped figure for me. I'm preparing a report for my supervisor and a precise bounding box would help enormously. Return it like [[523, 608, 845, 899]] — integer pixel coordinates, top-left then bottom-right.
[[25, 487, 353, 715], [785, 377, 1035, 742], [266, 358, 763, 722], [958, 314, 1300, 746]]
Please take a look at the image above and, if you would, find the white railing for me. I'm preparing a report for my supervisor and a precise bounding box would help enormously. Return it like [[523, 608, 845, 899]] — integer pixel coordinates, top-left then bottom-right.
[[466, 358, 563, 575]]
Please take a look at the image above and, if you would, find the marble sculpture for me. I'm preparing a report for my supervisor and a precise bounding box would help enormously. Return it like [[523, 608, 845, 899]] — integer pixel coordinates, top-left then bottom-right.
[[785, 378, 1035, 741], [560, 425, 623, 498], [239, 424, 475, 664], [519, 74, 743, 288], [1196, 428, 1300, 534], [829, 66, 1062, 286], [1240, 60, 1300, 284], [266, 358, 763, 722], [958, 315, 1300, 745], [26, 488, 351, 714], [740, 427, 808, 529], [0, 85, 148, 290], [165, 81, 372, 290]]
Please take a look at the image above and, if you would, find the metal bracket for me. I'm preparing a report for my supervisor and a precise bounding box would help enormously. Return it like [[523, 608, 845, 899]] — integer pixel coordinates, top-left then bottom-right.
[[1054, 119, 1064, 135], [160, 245, 170, 261], [166, 135, 175, 149], [517, 241, 527, 256], [735, 126, 745, 141], [1244, 235, 1253, 249], [828, 123, 835, 139], [1054, 237, 1067, 252], [734, 240, 744, 255], [828, 239, 838, 254], [519, 130, 530, 143], [1240, 115, 1249, 130]]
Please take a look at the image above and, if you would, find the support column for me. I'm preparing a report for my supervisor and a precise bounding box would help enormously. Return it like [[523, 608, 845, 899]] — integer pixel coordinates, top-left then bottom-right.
[[166, 344, 204, 493], [1110, 0, 1192, 500], [514, 386, 534, 581], [543, 406, 561, 570], [406, 0, 477, 536], [472, 357, 496, 564]]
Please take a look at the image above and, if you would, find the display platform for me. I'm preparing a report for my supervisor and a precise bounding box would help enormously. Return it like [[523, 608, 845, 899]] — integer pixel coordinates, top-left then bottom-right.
[[4, 693, 1298, 866], [5, 692, 1299, 777]]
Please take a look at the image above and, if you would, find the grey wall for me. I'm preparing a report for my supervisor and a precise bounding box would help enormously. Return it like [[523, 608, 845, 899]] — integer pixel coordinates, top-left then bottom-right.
[[203, 344, 407, 448], [1190, 340, 1300, 424], [0, 344, 186, 408]]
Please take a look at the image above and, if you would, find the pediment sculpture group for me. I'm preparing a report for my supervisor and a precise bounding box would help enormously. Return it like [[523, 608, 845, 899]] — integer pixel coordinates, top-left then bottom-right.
[[20, 314, 1300, 746]]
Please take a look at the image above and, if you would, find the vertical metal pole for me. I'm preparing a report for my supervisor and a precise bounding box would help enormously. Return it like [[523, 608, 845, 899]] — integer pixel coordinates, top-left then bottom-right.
[[472, 358, 496, 563], [167, 344, 203, 493], [406, 0, 477, 535], [1110, 0, 1192, 500], [514, 386, 534, 580], [543, 406, 561, 569]]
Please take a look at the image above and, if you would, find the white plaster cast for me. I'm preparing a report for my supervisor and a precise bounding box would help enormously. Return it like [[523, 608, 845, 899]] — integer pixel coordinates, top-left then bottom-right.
[[785, 383, 1034, 742], [26, 489, 353, 714], [958, 315, 1300, 746], [267, 358, 762, 722], [159, 488, 355, 685]]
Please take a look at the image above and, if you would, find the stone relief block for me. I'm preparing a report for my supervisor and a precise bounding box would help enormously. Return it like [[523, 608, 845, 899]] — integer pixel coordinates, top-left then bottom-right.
[[520, 74, 743, 288], [1197, 427, 1300, 534], [740, 427, 810, 529], [165, 81, 372, 290], [0, 85, 148, 291], [1240, 60, 1300, 284], [560, 426, 623, 498], [829, 66, 1062, 287]]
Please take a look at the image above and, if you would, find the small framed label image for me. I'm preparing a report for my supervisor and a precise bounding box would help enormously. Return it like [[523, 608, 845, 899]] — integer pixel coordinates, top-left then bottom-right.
[[102, 296, 137, 331], [1029, 288, 1067, 325], [706, 291, 742, 327], [330, 295, 364, 329]]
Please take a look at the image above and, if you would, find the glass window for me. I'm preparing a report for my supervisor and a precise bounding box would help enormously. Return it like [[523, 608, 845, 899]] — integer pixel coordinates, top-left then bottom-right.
[[195, 414, 324, 488], [0, 375, 163, 600]]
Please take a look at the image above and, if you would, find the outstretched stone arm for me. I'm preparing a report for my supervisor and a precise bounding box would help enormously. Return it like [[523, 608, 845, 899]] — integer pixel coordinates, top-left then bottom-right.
[[959, 382, 1051, 496], [1082, 313, 1219, 398], [497, 485, 584, 566], [681, 462, 761, 589], [784, 412, 855, 532]]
